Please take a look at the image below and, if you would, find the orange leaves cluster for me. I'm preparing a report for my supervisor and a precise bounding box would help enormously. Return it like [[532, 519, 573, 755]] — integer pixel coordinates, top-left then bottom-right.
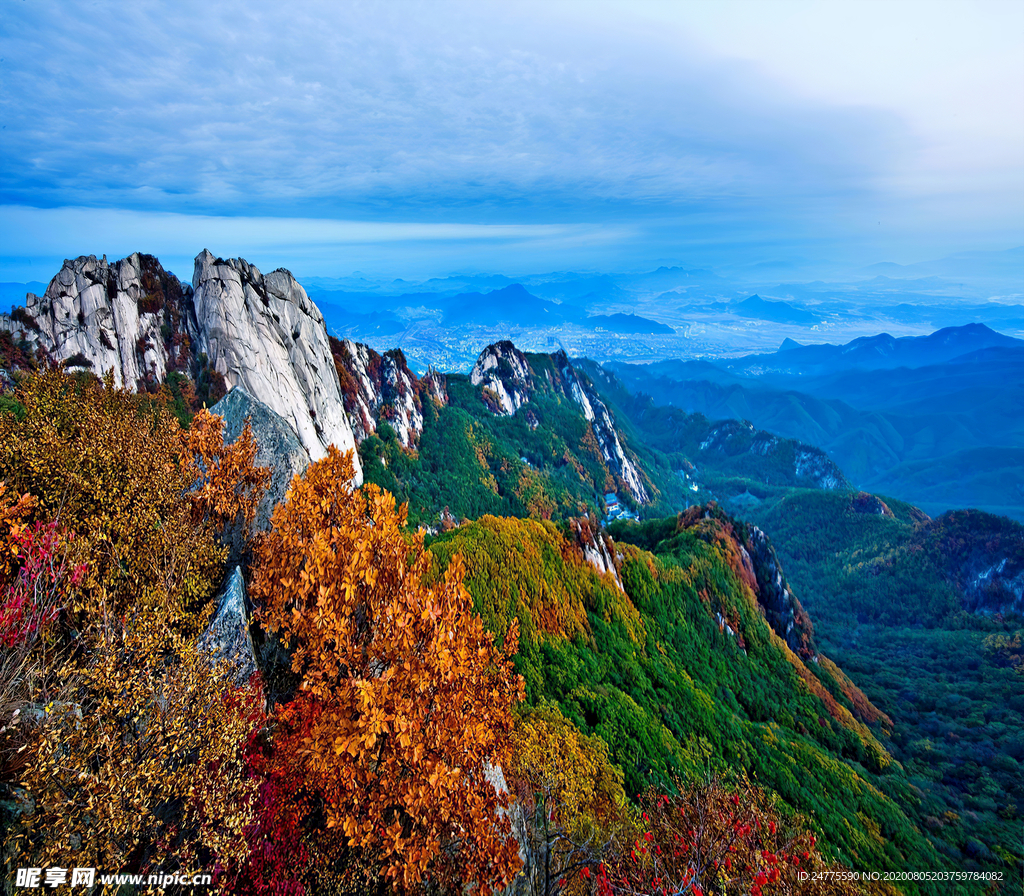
[[252, 447, 525, 893], [181, 408, 270, 534]]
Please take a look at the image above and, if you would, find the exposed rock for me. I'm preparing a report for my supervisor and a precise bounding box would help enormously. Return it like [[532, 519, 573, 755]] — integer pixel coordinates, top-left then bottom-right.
[[915, 509, 1024, 616], [552, 351, 650, 504], [197, 566, 257, 684], [332, 339, 438, 448], [699, 420, 848, 491], [10, 250, 362, 484], [794, 447, 846, 490], [569, 517, 624, 590], [851, 491, 894, 517], [421, 367, 449, 407], [469, 342, 651, 504], [192, 250, 359, 475], [470, 341, 533, 416], [210, 388, 312, 532], [677, 503, 817, 659], [743, 524, 817, 659], [15, 253, 196, 390]]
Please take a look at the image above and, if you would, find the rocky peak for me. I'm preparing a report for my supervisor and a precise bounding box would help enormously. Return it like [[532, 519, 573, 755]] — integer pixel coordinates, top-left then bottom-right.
[[915, 509, 1024, 616], [331, 338, 447, 448], [699, 420, 848, 492], [569, 517, 623, 590], [190, 250, 359, 473], [11, 253, 196, 390], [468, 341, 651, 505], [851, 492, 894, 517], [470, 341, 533, 415], [677, 503, 817, 659], [3, 249, 362, 483], [552, 351, 650, 504]]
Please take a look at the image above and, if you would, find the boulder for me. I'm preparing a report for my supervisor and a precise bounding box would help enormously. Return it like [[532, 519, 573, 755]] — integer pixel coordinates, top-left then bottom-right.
[[210, 388, 311, 532], [197, 566, 257, 684]]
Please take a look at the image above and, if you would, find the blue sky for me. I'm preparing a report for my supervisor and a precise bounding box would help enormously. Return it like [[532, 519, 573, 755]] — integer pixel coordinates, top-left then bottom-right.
[[1, 0, 1021, 282]]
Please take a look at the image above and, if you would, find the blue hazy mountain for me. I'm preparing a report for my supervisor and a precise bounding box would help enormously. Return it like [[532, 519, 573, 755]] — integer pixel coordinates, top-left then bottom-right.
[[722, 323, 1022, 376], [440, 283, 576, 326], [608, 324, 1024, 519], [583, 312, 674, 334], [732, 294, 821, 324]]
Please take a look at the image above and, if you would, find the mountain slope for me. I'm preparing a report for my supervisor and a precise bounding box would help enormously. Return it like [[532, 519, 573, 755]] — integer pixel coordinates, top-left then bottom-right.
[[428, 510, 945, 881], [743, 490, 1024, 884]]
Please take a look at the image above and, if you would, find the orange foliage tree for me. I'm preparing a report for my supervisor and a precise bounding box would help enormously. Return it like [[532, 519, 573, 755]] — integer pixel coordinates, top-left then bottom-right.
[[252, 447, 524, 893]]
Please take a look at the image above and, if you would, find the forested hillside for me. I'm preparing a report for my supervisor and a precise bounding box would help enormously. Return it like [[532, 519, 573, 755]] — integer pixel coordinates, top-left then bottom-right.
[[743, 490, 1024, 885]]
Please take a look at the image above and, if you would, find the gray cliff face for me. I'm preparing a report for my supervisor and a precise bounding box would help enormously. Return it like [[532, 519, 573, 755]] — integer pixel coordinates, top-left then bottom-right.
[[191, 250, 359, 474], [3, 250, 362, 484], [198, 566, 257, 685], [209, 388, 312, 532], [743, 525, 817, 660], [335, 339, 437, 448], [569, 518, 624, 590], [468, 342, 651, 505], [13, 253, 196, 390]]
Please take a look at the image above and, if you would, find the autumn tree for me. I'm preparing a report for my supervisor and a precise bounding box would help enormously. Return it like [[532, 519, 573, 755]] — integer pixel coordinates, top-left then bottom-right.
[[252, 447, 524, 894], [19, 629, 265, 876], [505, 701, 632, 896], [0, 369, 271, 880], [0, 368, 268, 639], [597, 774, 887, 896]]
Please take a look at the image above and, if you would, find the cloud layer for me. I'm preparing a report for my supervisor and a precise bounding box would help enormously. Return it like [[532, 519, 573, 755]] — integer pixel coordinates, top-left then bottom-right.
[[0, 0, 1020, 279]]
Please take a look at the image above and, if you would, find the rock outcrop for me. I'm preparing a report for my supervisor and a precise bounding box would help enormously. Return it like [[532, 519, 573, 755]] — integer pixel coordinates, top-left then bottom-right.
[[332, 338, 447, 448], [7, 253, 196, 390], [210, 388, 312, 532], [198, 566, 257, 684], [915, 509, 1024, 616], [191, 250, 358, 471], [470, 341, 533, 416], [699, 420, 848, 491], [569, 517, 623, 590], [469, 342, 651, 504], [677, 503, 817, 659], [3, 250, 362, 483], [551, 350, 650, 504]]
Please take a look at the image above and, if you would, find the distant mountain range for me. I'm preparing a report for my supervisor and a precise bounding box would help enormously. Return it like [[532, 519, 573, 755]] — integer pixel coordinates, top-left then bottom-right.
[[609, 323, 1024, 520], [722, 322, 1023, 376]]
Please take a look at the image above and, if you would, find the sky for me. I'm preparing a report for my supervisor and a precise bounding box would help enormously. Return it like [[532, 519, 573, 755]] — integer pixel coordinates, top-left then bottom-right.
[[0, 0, 1022, 283]]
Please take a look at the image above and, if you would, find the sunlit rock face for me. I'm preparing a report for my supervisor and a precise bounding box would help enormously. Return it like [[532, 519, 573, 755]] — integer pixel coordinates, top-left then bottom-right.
[[8, 249, 362, 485], [551, 350, 650, 505], [191, 250, 360, 477]]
